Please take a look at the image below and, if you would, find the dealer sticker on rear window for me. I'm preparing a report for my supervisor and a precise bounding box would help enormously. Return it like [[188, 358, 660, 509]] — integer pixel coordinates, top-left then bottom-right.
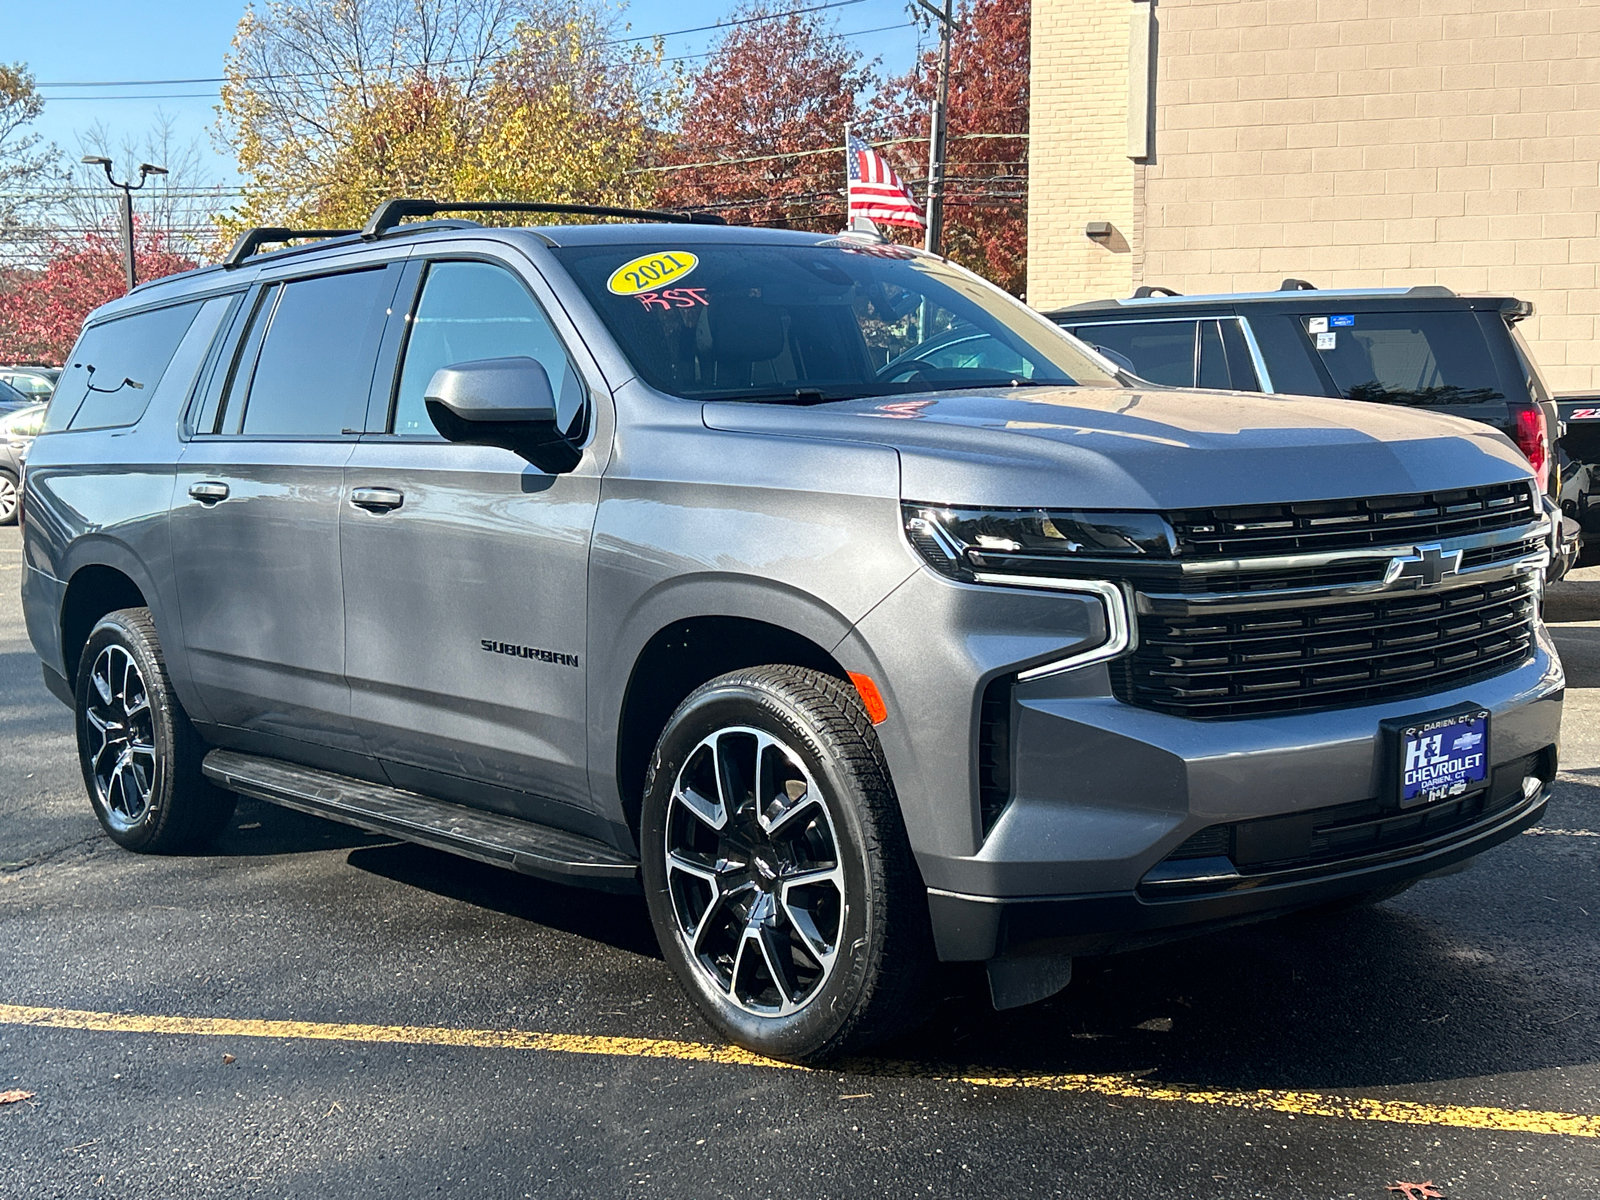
[[608, 251, 699, 295]]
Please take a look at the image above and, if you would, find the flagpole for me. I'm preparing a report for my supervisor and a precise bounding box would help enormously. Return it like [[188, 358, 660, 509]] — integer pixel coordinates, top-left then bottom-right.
[[844, 121, 850, 233]]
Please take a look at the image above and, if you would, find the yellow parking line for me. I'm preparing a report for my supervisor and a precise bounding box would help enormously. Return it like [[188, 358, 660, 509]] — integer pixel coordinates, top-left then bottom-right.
[[3, 1001, 1597, 1139]]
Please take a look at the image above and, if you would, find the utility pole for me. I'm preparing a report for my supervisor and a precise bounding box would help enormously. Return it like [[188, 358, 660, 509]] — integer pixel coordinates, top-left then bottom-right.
[[916, 0, 956, 256], [81, 157, 167, 293]]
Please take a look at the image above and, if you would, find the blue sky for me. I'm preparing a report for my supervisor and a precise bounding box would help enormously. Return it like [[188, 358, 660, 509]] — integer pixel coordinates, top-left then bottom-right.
[[11, 0, 933, 196]]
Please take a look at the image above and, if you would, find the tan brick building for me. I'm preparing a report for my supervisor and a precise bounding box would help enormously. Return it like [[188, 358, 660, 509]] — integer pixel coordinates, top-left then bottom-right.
[[1028, 0, 1600, 389]]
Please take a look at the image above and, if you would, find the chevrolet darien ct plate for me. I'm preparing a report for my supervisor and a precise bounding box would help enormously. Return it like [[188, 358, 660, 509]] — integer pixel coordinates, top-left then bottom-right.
[[1397, 708, 1490, 808]]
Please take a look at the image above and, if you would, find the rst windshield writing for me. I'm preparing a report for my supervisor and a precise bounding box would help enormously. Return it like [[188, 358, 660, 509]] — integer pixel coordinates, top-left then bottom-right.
[[551, 239, 1123, 402]]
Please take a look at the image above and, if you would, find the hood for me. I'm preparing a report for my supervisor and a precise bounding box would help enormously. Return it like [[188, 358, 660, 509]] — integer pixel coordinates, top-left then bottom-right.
[[701, 386, 1534, 509]]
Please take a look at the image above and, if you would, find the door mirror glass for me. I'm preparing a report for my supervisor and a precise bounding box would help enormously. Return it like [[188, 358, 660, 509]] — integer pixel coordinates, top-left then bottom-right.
[[424, 356, 579, 472]]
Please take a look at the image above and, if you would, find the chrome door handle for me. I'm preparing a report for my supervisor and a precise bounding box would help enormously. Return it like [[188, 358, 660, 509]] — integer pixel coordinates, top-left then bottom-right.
[[188, 481, 229, 504], [350, 487, 404, 512]]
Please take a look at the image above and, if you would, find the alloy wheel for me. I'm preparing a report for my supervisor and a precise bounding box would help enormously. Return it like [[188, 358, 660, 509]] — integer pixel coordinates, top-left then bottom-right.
[[664, 726, 846, 1017], [0, 474, 15, 524], [84, 645, 158, 832]]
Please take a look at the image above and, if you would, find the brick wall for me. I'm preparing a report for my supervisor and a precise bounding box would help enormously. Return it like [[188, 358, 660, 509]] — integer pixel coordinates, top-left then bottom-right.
[[1142, 0, 1600, 391], [1028, 0, 1140, 307]]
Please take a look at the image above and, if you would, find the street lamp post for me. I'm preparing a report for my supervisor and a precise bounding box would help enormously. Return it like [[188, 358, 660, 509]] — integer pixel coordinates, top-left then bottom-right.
[[80, 157, 168, 292]]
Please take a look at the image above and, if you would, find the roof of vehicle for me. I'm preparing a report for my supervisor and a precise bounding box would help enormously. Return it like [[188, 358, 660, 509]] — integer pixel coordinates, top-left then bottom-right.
[[1050, 284, 1527, 319], [81, 199, 904, 328]]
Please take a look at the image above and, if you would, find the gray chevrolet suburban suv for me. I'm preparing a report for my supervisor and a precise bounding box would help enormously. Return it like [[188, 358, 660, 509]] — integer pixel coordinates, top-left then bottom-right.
[[20, 199, 1564, 1062]]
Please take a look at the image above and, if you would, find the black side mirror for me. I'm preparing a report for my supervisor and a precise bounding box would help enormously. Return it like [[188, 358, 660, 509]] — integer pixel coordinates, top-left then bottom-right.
[[424, 356, 581, 473]]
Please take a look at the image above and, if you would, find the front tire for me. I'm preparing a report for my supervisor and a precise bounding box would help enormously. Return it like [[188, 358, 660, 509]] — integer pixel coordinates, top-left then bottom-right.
[[640, 665, 932, 1063], [0, 469, 17, 526], [74, 608, 235, 853]]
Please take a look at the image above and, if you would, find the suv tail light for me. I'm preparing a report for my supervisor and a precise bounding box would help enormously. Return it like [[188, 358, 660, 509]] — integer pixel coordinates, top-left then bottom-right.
[[1511, 403, 1550, 493]]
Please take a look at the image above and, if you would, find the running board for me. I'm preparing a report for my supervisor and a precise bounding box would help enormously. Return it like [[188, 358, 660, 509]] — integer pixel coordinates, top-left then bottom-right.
[[201, 750, 638, 892]]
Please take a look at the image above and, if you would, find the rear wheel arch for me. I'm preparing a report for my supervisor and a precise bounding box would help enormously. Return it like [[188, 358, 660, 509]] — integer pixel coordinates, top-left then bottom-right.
[[60, 564, 149, 684]]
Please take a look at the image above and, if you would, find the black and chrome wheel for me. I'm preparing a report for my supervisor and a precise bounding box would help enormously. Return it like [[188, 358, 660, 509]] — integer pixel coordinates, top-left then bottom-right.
[[665, 725, 845, 1016], [641, 665, 931, 1062], [74, 608, 234, 853], [0, 470, 17, 526], [84, 642, 159, 834]]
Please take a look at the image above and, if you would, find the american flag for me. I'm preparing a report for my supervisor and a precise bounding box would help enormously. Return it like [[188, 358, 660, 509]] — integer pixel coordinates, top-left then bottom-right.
[[847, 135, 925, 229]]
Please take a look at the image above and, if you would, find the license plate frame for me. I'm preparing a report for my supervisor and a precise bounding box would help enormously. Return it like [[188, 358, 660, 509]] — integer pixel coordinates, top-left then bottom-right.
[[1380, 704, 1491, 810]]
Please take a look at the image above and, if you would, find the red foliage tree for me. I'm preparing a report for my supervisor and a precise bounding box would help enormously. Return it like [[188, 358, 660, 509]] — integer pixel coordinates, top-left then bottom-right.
[[654, 5, 879, 229], [0, 225, 195, 364], [883, 0, 1029, 293]]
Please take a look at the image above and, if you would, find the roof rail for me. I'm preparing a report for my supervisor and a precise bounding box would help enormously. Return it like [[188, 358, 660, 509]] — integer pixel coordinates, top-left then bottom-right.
[[362, 198, 727, 240], [1132, 285, 1182, 298], [1278, 277, 1317, 290], [223, 226, 360, 268]]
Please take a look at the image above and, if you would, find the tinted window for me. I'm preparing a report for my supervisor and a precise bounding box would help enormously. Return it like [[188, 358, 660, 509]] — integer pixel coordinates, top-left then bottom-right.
[[1196, 320, 1229, 389], [238, 268, 393, 436], [551, 241, 1120, 401], [394, 261, 585, 436], [1301, 310, 1505, 406], [46, 301, 203, 432], [1069, 320, 1196, 387]]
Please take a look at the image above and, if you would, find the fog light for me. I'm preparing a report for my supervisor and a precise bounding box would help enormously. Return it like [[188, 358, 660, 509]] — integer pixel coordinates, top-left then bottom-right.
[[1522, 776, 1542, 800]]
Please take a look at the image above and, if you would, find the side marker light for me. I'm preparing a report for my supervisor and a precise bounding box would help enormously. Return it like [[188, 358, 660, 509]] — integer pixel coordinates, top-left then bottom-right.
[[848, 673, 888, 725]]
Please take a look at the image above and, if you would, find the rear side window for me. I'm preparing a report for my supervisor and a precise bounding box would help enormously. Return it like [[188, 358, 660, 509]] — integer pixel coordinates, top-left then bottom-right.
[[393, 261, 585, 436], [1299, 310, 1505, 406], [227, 268, 395, 437], [1068, 320, 1197, 387], [46, 301, 203, 432]]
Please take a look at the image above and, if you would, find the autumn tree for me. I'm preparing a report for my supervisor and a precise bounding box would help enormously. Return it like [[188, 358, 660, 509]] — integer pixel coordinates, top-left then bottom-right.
[[883, 0, 1029, 293], [653, 4, 878, 228], [0, 227, 196, 364], [217, 0, 673, 235]]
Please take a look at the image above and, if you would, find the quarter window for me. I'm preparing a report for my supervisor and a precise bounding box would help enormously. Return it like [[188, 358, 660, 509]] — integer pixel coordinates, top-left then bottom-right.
[[46, 301, 204, 432], [393, 261, 585, 437]]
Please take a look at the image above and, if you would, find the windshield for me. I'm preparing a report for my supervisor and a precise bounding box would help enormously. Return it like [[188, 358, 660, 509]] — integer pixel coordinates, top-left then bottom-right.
[[550, 239, 1123, 401], [1299, 310, 1508, 406]]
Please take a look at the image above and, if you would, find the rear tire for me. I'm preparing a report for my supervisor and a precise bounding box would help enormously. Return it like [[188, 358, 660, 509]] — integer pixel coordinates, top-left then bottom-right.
[[74, 608, 235, 853], [640, 665, 932, 1063], [0, 469, 17, 526]]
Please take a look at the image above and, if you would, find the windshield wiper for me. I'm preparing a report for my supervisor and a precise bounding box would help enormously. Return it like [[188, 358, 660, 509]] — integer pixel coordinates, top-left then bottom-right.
[[719, 389, 855, 406]]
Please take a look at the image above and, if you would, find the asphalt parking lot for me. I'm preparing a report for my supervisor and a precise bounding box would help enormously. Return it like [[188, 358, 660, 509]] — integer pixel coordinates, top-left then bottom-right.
[[3, 523, 1599, 1198]]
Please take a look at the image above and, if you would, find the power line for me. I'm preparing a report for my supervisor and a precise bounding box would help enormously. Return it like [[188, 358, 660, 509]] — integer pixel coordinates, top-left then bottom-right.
[[33, 0, 870, 90], [40, 19, 920, 101]]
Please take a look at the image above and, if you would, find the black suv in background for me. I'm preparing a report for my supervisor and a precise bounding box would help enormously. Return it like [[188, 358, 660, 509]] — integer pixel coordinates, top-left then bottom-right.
[[1047, 284, 1574, 572]]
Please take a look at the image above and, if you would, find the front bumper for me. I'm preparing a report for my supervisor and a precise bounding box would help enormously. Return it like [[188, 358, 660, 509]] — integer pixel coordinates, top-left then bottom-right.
[[843, 567, 1564, 963], [930, 775, 1549, 962]]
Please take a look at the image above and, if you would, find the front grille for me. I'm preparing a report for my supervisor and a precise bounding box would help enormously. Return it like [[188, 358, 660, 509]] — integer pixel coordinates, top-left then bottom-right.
[[1115, 577, 1538, 718], [1170, 481, 1537, 559]]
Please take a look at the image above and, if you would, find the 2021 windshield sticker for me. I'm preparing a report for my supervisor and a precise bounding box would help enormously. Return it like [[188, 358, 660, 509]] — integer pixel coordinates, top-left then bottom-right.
[[607, 251, 699, 295]]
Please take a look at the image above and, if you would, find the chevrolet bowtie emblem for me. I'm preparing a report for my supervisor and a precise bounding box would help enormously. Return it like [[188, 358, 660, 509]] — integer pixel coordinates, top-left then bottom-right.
[[1387, 543, 1463, 588]]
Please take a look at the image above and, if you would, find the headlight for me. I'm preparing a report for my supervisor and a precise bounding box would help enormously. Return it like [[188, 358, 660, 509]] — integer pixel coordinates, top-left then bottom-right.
[[903, 502, 1176, 583]]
